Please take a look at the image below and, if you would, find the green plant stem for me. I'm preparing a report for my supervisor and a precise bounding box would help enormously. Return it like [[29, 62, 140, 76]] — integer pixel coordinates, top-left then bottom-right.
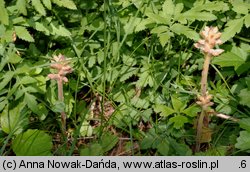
[[195, 53, 211, 153]]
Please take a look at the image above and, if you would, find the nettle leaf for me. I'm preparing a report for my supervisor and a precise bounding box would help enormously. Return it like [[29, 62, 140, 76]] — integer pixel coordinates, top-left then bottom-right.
[[52, 0, 77, 10], [235, 131, 250, 151], [12, 129, 53, 155], [16, 0, 27, 16], [42, 0, 52, 10], [221, 18, 244, 43], [169, 115, 188, 129], [170, 23, 199, 41], [212, 52, 245, 70], [0, 0, 9, 25], [32, 0, 46, 16], [245, 14, 250, 28], [238, 89, 250, 108], [154, 104, 176, 117], [15, 26, 34, 42]]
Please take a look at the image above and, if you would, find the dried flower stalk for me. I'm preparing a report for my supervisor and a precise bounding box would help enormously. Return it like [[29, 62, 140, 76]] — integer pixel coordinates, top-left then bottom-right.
[[194, 26, 224, 152], [48, 54, 73, 132]]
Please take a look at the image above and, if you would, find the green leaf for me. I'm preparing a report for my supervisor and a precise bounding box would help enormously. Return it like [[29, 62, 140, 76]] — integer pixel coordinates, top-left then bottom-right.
[[12, 129, 52, 155], [159, 32, 172, 47], [0, 71, 14, 90], [80, 121, 93, 137], [19, 76, 37, 85], [80, 143, 103, 156], [238, 89, 250, 108], [170, 23, 199, 40], [182, 105, 200, 117], [169, 115, 188, 129], [7, 52, 22, 64], [162, 0, 175, 16], [32, 0, 46, 16], [245, 14, 250, 28], [232, 1, 249, 15], [235, 131, 250, 151], [88, 56, 96, 68], [212, 52, 245, 70], [15, 26, 34, 42], [171, 96, 186, 112], [181, 11, 217, 21], [24, 93, 40, 114], [42, 0, 52, 10], [239, 118, 250, 132], [154, 104, 176, 117], [0, 103, 28, 135], [0, 0, 9, 25], [16, 0, 27, 15], [51, 101, 65, 113], [100, 131, 119, 153], [157, 139, 169, 155], [221, 18, 244, 42], [51, 23, 71, 37], [52, 0, 77, 10]]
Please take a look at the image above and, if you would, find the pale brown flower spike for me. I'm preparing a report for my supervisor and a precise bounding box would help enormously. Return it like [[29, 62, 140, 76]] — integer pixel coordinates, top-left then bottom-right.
[[194, 26, 224, 56], [194, 26, 224, 153], [48, 54, 73, 133]]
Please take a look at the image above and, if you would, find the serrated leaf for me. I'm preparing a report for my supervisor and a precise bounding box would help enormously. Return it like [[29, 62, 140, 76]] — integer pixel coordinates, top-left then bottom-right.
[[52, 0, 77, 10], [151, 25, 169, 34], [0, 71, 14, 90], [182, 105, 200, 117], [162, 0, 175, 16], [235, 131, 250, 151], [52, 101, 65, 113], [193, 1, 229, 12], [34, 22, 50, 35], [238, 89, 250, 108], [159, 32, 171, 47], [154, 104, 176, 117], [51, 23, 71, 37], [12, 129, 52, 155], [16, 0, 27, 15], [7, 52, 22, 64], [146, 12, 169, 24], [24, 92, 39, 114], [88, 56, 96, 68], [171, 96, 186, 112], [221, 18, 244, 42], [239, 118, 250, 132], [0, 0, 9, 25], [181, 11, 217, 21], [19, 76, 37, 85], [169, 115, 188, 129], [15, 26, 34, 42], [42, 0, 52, 10], [170, 23, 199, 40], [32, 0, 46, 16], [212, 52, 245, 70], [232, 1, 249, 14], [245, 14, 250, 28]]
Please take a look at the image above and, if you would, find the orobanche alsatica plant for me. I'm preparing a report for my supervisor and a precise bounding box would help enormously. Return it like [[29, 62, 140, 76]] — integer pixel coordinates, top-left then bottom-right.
[[48, 54, 73, 133], [194, 26, 224, 152]]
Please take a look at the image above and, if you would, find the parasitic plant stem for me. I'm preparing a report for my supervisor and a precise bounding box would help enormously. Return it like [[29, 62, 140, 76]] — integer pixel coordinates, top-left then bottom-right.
[[194, 26, 224, 152]]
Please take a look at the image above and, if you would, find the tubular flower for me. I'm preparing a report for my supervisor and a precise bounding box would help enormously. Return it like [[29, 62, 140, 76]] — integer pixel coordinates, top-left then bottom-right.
[[194, 26, 224, 56], [48, 54, 73, 82]]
